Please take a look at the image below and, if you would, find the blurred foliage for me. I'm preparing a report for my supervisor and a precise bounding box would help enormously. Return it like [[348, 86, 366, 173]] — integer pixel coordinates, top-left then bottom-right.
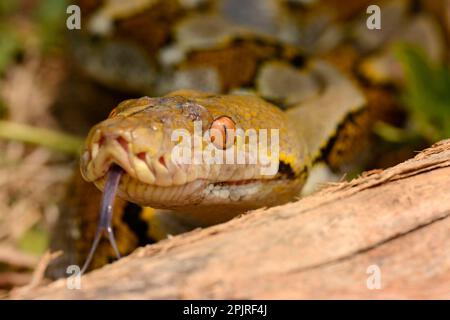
[[0, 0, 19, 15], [34, 0, 70, 50], [0, 25, 20, 74], [0, 0, 69, 74], [0, 120, 84, 155], [395, 44, 450, 143], [0, 0, 70, 117], [0, 99, 7, 119], [0, 1, 75, 259], [19, 225, 49, 255]]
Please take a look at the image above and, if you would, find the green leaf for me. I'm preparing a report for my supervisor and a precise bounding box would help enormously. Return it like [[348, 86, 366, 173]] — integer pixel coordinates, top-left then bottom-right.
[[34, 0, 70, 50], [394, 44, 450, 142], [19, 225, 49, 256]]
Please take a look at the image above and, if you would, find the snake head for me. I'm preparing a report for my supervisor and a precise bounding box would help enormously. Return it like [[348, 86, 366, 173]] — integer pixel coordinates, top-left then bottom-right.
[[81, 90, 308, 220]]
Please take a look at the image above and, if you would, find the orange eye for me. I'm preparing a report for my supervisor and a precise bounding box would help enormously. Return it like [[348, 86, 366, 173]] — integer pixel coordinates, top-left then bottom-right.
[[209, 116, 236, 149]]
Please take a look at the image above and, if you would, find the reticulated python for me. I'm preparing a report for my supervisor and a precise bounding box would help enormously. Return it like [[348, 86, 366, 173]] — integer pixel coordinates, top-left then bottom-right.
[[49, 0, 447, 274]]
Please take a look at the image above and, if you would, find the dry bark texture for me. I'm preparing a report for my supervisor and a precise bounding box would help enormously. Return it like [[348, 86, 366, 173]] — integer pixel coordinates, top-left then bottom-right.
[[13, 140, 450, 299]]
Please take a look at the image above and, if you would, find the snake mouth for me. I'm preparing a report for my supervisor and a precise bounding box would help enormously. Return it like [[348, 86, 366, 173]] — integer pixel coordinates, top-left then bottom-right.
[[80, 132, 189, 187], [81, 143, 267, 189], [80, 125, 301, 210], [80, 128, 286, 187], [80, 142, 274, 208]]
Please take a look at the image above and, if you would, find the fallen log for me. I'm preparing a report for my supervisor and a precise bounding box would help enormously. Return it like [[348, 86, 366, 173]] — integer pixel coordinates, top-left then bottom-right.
[[12, 140, 450, 299]]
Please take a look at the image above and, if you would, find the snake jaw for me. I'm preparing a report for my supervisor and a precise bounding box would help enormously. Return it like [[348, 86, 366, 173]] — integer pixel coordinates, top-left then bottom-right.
[[81, 134, 300, 211], [81, 133, 291, 209]]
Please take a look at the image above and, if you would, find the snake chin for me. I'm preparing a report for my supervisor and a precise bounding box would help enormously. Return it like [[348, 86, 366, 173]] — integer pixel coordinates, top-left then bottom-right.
[[92, 165, 290, 210]]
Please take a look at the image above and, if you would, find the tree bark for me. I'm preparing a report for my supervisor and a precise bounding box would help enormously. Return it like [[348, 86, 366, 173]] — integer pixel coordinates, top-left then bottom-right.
[[12, 140, 450, 299]]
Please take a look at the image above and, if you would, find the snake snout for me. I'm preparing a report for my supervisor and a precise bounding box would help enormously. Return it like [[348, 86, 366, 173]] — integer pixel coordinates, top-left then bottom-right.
[[81, 128, 135, 182], [81, 119, 189, 188]]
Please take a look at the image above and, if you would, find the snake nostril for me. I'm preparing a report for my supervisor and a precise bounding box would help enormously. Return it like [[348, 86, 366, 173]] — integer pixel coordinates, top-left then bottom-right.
[[137, 152, 146, 161], [158, 155, 166, 168], [116, 136, 129, 152]]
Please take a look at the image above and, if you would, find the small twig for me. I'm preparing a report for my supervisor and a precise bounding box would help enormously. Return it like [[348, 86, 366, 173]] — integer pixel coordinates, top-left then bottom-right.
[[9, 250, 62, 297], [373, 121, 418, 143], [0, 120, 83, 156]]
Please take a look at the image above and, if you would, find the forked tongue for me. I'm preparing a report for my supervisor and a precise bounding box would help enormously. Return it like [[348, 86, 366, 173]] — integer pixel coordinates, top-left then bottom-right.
[[81, 165, 123, 274]]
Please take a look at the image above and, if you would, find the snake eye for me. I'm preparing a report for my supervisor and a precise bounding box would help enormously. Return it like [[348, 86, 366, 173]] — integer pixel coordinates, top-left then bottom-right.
[[209, 116, 236, 149]]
